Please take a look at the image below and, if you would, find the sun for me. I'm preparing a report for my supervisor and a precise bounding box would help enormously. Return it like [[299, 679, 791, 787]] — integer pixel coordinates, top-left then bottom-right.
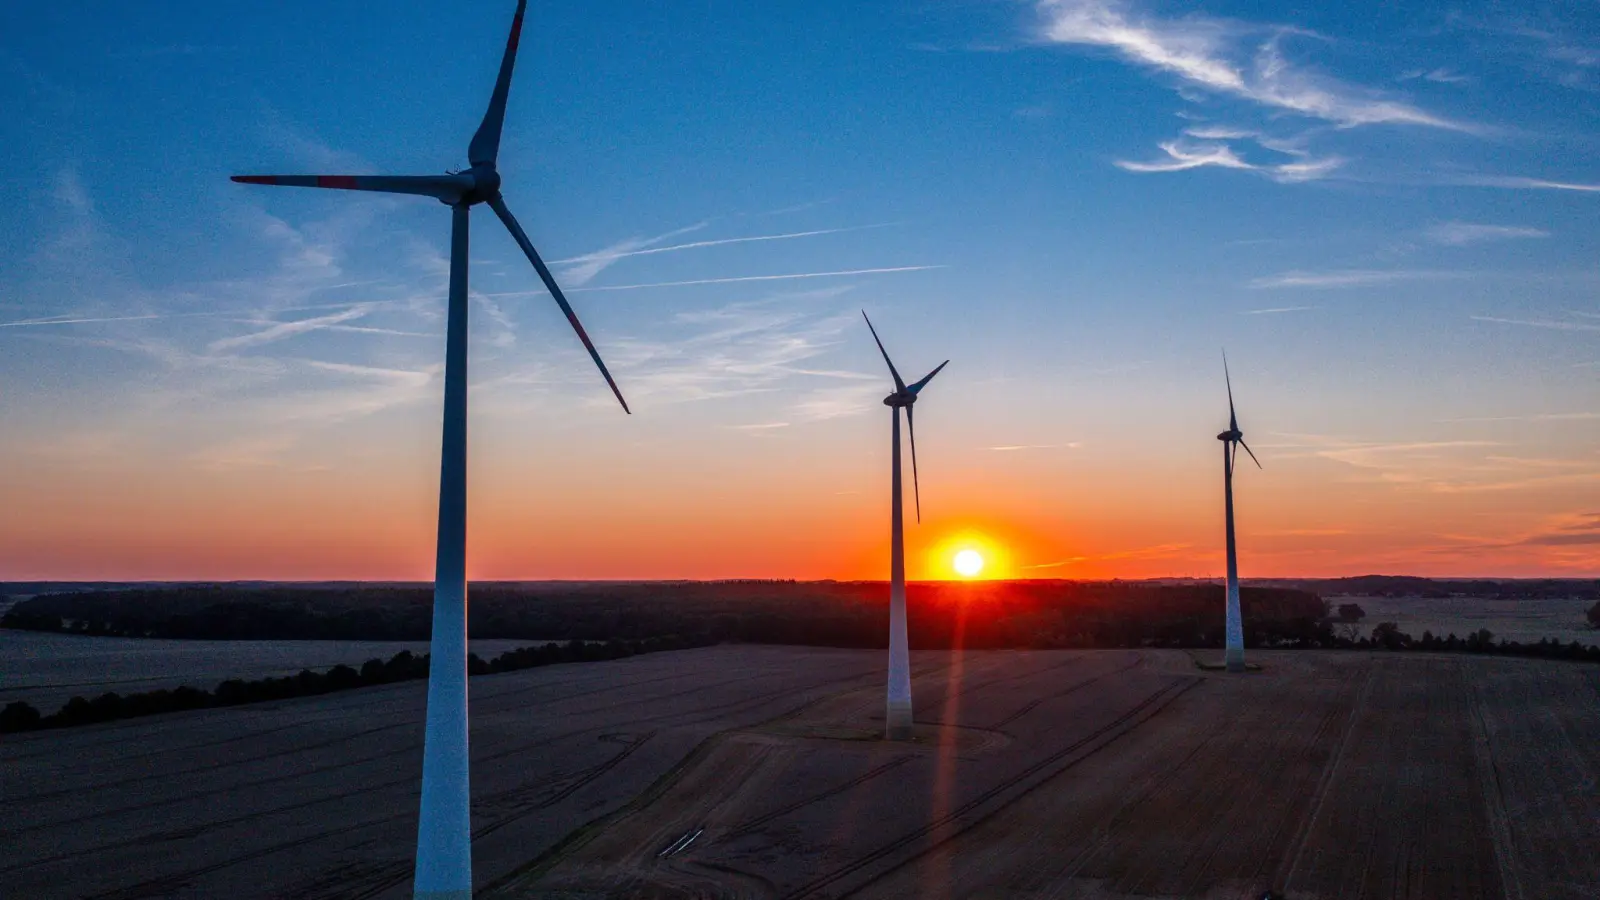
[[953, 549, 985, 578]]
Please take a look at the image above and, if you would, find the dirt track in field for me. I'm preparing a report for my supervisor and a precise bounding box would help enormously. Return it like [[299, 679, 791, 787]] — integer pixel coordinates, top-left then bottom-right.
[[4, 647, 1598, 899]]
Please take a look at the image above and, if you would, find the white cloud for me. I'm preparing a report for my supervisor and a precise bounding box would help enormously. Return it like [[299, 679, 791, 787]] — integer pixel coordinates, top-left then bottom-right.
[[565, 266, 943, 293], [988, 443, 1082, 451], [1425, 222, 1549, 245], [1470, 315, 1600, 333], [1241, 306, 1316, 314], [1116, 140, 1254, 173], [1036, 0, 1468, 130], [552, 221, 710, 287], [1461, 176, 1600, 192], [1250, 269, 1460, 289], [1115, 137, 1343, 183], [208, 305, 370, 353], [553, 225, 892, 287]]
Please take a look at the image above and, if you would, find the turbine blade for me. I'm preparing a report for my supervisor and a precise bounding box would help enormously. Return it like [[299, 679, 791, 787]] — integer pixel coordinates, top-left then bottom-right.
[[907, 404, 922, 524], [468, 0, 528, 166], [861, 311, 905, 391], [231, 174, 473, 202], [1223, 350, 1237, 431], [1240, 439, 1262, 469], [908, 359, 948, 395], [489, 195, 630, 413]]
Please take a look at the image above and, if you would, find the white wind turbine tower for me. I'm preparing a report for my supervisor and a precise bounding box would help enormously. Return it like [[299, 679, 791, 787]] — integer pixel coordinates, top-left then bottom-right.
[[1218, 354, 1260, 673], [232, 3, 629, 898], [863, 311, 947, 740]]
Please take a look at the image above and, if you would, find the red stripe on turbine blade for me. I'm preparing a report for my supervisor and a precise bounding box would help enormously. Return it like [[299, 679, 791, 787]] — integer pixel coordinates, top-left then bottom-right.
[[316, 176, 359, 189], [508, 13, 523, 53], [232, 176, 279, 184]]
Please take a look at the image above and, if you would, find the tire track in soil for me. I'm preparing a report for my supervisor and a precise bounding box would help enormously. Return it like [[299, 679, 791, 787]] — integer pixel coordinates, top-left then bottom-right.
[[1240, 661, 1365, 891], [721, 755, 919, 838], [79, 735, 657, 900], [785, 675, 1202, 900], [598, 655, 1152, 900], [12, 664, 883, 896], [1026, 696, 1228, 900], [0, 662, 876, 871], [1159, 669, 1339, 900], [3, 664, 703, 791], [4, 648, 783, 770], [1277, 659, 1375, 895], [988, 657, 1146, 732], [6, 658, 806, 807], [1466, 660, 1527, 900]]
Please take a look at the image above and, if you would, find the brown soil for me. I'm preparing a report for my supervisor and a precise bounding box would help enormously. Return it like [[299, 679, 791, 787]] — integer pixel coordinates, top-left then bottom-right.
[[4, 647, 1597, 900]]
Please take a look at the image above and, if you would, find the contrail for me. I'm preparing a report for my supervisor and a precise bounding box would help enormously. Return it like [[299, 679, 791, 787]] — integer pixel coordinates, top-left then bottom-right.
[[568, 265, 944, 292], [549, 224, 892, 265], [0, 301, 383, 330]]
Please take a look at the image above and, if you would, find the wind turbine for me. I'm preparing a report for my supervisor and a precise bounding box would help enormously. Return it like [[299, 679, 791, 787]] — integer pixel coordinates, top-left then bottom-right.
[[1217, 354, 1260, 674], [232, 3, 628, 898], [863, 311, 947, 740]]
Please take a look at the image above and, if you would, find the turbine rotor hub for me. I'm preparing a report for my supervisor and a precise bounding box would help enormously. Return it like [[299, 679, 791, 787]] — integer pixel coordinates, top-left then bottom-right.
[[453, 164, 502, 206], [1218, 429, 1242, 442], [884, 392, 915, 408]]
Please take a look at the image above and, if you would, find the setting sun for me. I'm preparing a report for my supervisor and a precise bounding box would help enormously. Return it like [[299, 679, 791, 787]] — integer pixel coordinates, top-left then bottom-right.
[[953, 549, 985, 578]]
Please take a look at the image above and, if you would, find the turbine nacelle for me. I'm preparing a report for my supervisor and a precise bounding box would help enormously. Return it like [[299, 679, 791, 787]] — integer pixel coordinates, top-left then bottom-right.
[[1217, 428, 1242, 443]]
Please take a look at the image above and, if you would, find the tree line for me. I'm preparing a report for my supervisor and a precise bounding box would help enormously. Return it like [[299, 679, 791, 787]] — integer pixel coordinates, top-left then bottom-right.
[[0, 635, 704, 734], [1, 580, 1332, 647]]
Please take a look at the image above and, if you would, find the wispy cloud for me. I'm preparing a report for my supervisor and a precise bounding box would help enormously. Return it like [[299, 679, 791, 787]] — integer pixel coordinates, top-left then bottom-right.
[[1425, 222, 1549, 245], [1459, 176, 1600, 193], [1035, 0, 1468, 130], [1116, 137, 1343, 183], [726, 421, 791, 432], [1116, 140, 1252, 173], [1470, 315, 1600, 333], [566, 266, 943, 293], [2, 311, 212, 329], [1022, 558, 1087, 569], [1250, 269, 1461, 289], [1241, 306, 1316, 315], [1399, 67, 1474, 85], [591, 287, 881, 413], [1265, 432, 1600, 495], [301, 360, 436, 387], [1437, 411, 1600, 423], [208, 305, 370, 353], [987, 443, 1082, 451], [552, 225, 891, 286], [1520, 513, 1600, 547], [551, 221, 709, 287]]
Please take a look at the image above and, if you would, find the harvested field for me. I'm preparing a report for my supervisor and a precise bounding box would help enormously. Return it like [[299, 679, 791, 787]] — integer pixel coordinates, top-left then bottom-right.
[[3, 647, 1597, 899], [0, 629, 534, 710]]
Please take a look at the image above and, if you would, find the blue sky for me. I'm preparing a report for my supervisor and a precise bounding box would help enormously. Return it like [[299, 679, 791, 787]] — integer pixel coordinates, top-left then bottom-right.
[[1, 0, 1597, 578]]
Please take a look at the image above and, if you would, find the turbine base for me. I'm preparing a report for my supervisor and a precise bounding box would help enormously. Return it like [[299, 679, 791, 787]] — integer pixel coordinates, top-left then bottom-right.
[[885, 702, 913, 741], [1224, 648, 1246, 673], [414, 891, 472, 900]]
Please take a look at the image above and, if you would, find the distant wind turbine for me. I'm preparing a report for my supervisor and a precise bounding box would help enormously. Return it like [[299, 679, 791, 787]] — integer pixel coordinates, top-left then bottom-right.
[[1218, 354, 1260, 674], [863, 311, 948, 740], [232, 3, 629, 898]]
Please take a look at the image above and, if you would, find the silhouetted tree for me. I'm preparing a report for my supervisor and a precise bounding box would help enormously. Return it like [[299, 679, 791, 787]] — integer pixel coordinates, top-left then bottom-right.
[[1336, 603, 1367, 623], [1588, 600, 1600, 629], [1, 701, 41, 732]]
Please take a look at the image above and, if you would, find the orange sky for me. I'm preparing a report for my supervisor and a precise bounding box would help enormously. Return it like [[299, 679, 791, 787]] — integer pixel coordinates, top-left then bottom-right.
[[3, 395, 1595, 580]]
